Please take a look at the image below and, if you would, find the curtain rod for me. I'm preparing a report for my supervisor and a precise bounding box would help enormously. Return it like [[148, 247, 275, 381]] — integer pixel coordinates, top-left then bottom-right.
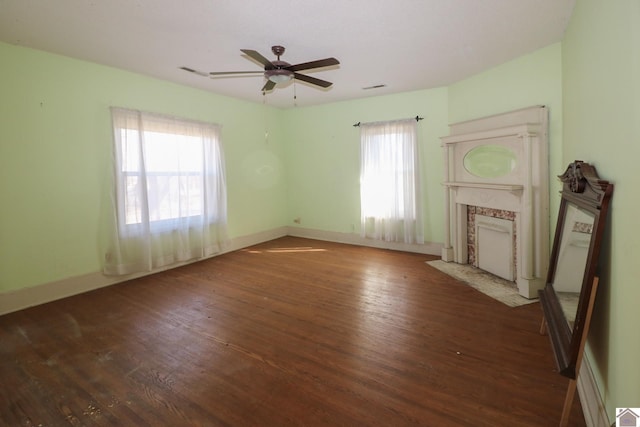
[[352, 116, 424, 127]]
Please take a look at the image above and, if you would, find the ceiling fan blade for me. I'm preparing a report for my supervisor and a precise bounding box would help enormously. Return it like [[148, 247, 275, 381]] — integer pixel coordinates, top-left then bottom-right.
[[241, 49, 274, 68], [286, 58, 340, 72], [293, 73, 333, 88], [179, 66, 209, 77], [209, 71, 264, 76], [262, 80, 276, 92]]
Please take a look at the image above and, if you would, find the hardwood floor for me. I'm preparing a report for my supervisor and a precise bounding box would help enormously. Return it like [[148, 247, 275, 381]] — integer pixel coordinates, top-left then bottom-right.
[[0, 236, 585, 426]]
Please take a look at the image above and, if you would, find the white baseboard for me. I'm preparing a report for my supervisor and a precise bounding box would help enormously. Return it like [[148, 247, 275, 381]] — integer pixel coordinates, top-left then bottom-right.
[[0, 270, 122, 317], [578, 353, 610, 427], [221, 227, 288, 254], [0, 227, 288, 316], [286, 226, 443, 255], [0, 226, 440, 316]]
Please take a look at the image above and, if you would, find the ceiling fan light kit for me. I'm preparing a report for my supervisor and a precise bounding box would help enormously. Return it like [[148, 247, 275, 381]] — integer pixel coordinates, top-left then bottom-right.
[[266, 69, 294, 84], [182, 45, 339, 93]]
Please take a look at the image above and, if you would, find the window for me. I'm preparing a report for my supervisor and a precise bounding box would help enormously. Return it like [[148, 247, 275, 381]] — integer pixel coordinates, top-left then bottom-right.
[[119, 128, 217, 230], [359, 119, 423, 244], [104, 108, 228, 275]]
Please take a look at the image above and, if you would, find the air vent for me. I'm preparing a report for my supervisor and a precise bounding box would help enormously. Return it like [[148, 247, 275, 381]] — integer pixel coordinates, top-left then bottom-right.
[[362, 84, 387, 90]]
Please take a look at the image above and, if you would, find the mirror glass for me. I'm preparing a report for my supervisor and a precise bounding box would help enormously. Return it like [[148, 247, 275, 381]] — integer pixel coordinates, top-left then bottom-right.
[[552, 203, 594, 326], [463, 145, 517, 178]]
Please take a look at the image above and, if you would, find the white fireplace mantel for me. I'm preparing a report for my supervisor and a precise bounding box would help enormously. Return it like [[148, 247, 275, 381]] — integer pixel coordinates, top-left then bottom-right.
[[440, 106, 549, 298]]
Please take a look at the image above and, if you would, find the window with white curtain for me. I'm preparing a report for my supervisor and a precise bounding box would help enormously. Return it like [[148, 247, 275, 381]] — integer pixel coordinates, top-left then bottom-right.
[[359, 119, 424, 244], [104, 107, 228, 275]]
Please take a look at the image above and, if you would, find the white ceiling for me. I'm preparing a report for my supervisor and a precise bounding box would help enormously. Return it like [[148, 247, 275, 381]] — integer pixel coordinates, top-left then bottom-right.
[[0, 0, 575, 109]]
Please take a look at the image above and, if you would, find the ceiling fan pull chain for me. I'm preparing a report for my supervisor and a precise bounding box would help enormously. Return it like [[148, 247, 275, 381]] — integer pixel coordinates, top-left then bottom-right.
[[263, 91, 269, 143]]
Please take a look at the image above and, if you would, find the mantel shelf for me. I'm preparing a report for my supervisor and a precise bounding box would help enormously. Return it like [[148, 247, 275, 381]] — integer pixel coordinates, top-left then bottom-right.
[[443, 181, 524, 191]]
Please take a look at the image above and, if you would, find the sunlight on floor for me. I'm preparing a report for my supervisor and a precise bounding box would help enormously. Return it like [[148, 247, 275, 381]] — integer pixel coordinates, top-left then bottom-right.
[[243, 246, 328, 254]]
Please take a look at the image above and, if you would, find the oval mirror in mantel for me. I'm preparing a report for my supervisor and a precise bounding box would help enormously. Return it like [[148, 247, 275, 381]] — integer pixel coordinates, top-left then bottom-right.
[[539, 160, 613, 380], [463, 144, 517, 178]]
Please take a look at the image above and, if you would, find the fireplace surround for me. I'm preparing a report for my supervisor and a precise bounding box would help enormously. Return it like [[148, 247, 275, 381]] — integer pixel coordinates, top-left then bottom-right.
[[440, 106, 549, 298]]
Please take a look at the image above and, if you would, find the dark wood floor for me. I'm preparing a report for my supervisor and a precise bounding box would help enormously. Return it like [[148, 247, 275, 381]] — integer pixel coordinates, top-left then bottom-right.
[[0, 236, 585, 426]]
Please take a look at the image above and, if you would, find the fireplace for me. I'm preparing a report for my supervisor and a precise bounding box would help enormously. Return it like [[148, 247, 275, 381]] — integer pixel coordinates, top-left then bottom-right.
[[440, 106, 549, 298], [468, 207, 516, 281]]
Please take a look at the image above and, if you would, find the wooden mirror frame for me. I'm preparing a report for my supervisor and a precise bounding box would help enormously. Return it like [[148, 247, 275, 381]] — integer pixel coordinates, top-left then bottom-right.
[[539, 160, 613, 379]]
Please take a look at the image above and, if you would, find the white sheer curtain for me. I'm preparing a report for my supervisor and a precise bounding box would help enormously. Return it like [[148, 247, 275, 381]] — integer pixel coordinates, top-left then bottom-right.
[[104, 107, 228, 275], [360, 119, 424, 244]]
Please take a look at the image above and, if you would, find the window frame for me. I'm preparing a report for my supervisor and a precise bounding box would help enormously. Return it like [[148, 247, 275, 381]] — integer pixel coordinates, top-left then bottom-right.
[[111, 108, 225, 236]]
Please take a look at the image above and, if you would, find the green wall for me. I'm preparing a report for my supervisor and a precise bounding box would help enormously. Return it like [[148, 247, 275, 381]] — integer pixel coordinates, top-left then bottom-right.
[[562, 0, 640, 418], [0, 42, 288, 293], [0, 41, 565, 296], [0, 41, 562, 297], [448, 43, 564, 225], [282, 88, 449, 242]]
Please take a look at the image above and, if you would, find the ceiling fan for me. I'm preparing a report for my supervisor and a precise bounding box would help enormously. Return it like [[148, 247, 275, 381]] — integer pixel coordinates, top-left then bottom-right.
[[180, 45, 340, 92]]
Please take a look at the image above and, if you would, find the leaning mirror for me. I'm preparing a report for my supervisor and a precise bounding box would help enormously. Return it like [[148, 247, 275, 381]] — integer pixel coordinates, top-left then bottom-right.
[[539, 160, 613, 379]]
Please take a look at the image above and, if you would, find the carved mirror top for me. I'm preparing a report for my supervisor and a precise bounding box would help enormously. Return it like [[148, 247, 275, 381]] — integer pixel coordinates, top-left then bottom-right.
[[558, 160, 610, 204]]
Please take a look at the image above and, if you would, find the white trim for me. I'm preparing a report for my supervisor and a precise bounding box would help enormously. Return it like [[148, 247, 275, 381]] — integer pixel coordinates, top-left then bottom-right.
[[0, 271, 122, 317], [286, 226, 442, 255], [0, 226, 442, 316], [447, 104, 547, 135], [577, 353, 610, 427], [0, 227, 287, 316], [222, 227, 288, 253]]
